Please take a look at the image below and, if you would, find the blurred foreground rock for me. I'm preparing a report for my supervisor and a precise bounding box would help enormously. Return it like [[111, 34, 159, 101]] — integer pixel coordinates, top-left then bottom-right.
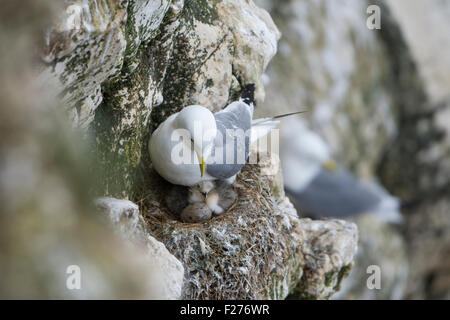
[[95, 197, 184, 299], [0, 0, 176, 300]]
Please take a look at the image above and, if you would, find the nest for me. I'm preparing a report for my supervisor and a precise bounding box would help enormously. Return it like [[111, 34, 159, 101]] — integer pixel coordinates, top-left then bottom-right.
[[135, 163, 304, 299]]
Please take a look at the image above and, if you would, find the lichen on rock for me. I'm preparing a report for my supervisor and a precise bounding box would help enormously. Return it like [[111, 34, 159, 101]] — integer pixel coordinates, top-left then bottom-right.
[[40, 0, 129, 125], [82, 0, 282, 198]]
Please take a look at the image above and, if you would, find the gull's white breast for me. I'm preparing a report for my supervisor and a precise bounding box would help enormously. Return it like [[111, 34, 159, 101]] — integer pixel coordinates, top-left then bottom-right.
[[149, 114, 214, 186]]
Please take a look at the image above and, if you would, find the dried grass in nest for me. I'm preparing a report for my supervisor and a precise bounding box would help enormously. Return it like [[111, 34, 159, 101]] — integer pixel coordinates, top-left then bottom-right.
[[135, 163, 304, 299]]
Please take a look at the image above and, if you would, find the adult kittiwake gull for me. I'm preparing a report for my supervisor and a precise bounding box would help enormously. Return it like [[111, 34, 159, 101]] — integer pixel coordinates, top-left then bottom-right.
[[149, 84, 298, 186], [281, 117, 402, 223]]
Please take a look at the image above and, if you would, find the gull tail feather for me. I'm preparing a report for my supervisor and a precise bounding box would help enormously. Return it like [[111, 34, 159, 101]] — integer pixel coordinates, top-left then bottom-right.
[[251, 111, 307, 126]]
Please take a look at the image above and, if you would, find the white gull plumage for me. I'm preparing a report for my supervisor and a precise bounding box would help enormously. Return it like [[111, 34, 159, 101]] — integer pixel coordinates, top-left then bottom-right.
[[149, 85, 282, 186], [281, 117, 402, 223]]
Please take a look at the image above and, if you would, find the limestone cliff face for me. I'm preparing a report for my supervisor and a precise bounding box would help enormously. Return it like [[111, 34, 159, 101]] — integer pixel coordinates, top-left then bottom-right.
[[32, 0, 359, 299], [0, 0, 361, 299], [22, 0, 447, 300], [40, 0, 280, 198]]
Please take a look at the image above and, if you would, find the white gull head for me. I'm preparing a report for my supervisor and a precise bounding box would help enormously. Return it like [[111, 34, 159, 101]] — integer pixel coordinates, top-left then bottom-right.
[[149, 105, 218, 186], [175, 105, 217, 174]]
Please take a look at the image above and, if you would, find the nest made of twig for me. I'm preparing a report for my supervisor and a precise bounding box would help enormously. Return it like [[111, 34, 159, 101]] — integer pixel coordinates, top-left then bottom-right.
[[134, 163, 303, 299]]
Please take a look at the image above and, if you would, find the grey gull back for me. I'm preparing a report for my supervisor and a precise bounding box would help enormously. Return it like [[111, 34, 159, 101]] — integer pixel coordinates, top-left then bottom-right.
[[287, 167, 381, 218], [206, 100, 252, 179]]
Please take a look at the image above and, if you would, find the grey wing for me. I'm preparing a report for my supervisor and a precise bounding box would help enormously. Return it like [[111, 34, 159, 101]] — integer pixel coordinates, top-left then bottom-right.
[[286, 168, 382, 218], [207, 102, 252, 179]]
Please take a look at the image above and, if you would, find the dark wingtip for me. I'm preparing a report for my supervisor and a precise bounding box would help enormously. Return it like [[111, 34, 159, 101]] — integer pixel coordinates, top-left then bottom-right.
[[241, 83, 255, 106]]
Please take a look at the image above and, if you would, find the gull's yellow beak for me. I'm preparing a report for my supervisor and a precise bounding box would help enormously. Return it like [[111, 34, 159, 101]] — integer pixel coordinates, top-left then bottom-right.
[[200, 156, 205, 177], [323, 159, 337, 172], [194, 149, 206, 177]]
